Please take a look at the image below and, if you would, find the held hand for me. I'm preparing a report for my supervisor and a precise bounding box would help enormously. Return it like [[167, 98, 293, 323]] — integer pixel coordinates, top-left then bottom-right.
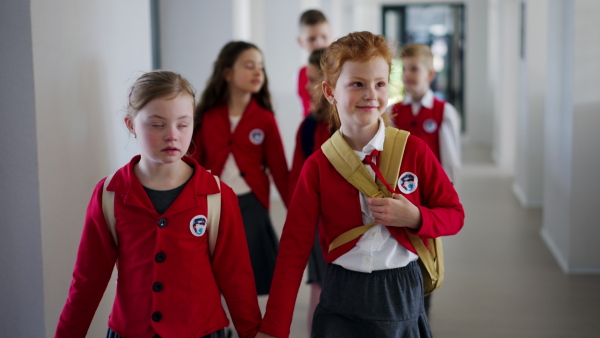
[[368, 194, 422, 229], [255, 332, 277, 338]]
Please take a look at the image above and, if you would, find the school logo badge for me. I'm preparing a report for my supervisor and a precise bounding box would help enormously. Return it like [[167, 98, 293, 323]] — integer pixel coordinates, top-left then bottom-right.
[[249, 129, 265, 145], [423, 119, 438, 134], [190, 215, 208, 237], [398, 172, 418, 194]]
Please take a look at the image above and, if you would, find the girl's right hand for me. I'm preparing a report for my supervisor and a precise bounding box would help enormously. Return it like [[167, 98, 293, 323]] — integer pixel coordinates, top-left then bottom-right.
[[367, 194, 422, 229], [255, 332, 277, 338]]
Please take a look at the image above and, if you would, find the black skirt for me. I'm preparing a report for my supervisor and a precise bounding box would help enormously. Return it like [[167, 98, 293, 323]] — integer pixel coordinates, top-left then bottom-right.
[[307, 229, 327, 285], [311, 262, 432, 338], [237, 192, 279, 295]]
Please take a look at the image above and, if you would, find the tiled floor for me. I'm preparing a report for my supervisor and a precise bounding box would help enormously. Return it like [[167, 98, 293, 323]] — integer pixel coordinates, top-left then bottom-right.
[[267, 143, 600, 338]]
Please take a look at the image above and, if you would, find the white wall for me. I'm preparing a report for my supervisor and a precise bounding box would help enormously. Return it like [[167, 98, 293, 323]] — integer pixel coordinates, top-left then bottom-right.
[[158, 0, 233, 100], [29, 0, 150, 336], [568, 0, 600, 273], [513, 0, 547, 208], [0, 1, 45, 336], [541, 0, 600, 274], [541, 0, 573, 273]]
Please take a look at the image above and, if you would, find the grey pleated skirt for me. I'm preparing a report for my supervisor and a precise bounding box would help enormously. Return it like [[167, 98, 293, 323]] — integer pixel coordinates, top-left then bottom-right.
[[238, 192, 279, 295], [311, 261, 432, 338], [106, 328, 224, 338]]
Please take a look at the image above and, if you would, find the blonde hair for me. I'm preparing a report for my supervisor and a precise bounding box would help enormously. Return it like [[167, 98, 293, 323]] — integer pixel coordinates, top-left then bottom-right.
[[127, 70, 196, 120], [318, 31, 393, 130], [400, 43, 434, 72]]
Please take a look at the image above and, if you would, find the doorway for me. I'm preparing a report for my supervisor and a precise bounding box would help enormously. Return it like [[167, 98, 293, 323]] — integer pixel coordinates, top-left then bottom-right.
[[382, 4, 466, 130]]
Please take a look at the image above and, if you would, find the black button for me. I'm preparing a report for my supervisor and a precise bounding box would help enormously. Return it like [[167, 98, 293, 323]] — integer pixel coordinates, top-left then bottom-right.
[[154, 335, 162, 338], [411, 121, 418, 127], [157, 218, 167, 228], [239, 172, 245, 177], [228, 140, 233, 146], [155, 252, 166, 263], [151, 311, 162, 322], [152, 282, 163, 292]]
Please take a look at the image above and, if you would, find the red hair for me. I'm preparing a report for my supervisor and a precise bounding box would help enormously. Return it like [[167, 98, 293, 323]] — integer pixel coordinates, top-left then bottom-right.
[[318, 31, 393, 129]]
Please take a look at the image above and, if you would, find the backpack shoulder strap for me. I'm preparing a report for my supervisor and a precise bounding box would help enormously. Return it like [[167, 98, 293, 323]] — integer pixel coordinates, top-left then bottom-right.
[[102, 172, 221, 256], [102, 173, 118, 246], [206, 175, 221, 257], [321, 130, 385, 198], [378, 127, 410, 193], [323, 128, 410, 252], [405, 231, 441, 281]]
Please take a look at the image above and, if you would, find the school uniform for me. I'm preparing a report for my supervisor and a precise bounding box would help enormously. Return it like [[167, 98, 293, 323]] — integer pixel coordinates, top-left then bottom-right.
[[55, 156, 261, 338], [390, 90, 461, 182], [260, 120, 464, 338], [192, 98, 289, 295], [297, 65, 312, 118]]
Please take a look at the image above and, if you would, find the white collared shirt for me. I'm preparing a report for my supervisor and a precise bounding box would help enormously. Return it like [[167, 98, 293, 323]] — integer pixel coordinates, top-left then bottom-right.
[[401, 90, 461, 184], [332, 118, 418, 273]]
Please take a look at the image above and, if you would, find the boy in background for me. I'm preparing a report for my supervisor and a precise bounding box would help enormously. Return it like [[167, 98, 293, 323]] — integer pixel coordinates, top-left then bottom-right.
[[296, 9, 333, 117], [390, 43, 461, 184], [389, 43, 461, 315]]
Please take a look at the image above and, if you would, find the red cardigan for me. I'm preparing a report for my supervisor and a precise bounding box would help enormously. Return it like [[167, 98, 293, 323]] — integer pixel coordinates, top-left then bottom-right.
[[391, 97, 445, 160], [55, 156, 261, 338], [297, 66, 311, 118], [260, 134, 464, 337], [191, 98, 289, 208]]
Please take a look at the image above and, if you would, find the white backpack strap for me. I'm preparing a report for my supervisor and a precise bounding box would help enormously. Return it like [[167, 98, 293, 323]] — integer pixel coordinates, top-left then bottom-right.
[[102, 173, 118, 246], [207, 175, 221, 257]]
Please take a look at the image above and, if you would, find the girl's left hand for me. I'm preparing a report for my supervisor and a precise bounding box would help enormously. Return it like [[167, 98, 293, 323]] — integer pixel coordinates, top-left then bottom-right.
[[368, 194, 422, 229]]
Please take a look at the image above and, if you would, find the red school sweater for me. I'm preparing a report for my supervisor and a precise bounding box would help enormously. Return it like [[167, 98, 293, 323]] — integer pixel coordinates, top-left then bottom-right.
[[191, 98, 289, 208], [260, 134, 464, 338], [297, 65, 311, 118], [391, 97, 445, 161], [55, 156, 261, 338]]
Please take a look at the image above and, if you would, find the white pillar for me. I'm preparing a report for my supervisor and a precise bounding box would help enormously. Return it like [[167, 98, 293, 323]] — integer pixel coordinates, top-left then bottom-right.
[[512, 0, 547, 208], [541, 0, 600, 274], [491, 0, 519, 172], [0, 0, 45, 336]]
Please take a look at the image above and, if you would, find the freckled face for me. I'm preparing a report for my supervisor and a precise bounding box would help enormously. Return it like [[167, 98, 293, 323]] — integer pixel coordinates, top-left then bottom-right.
[[327, 57, 389, 130], [126, 93, 194, 166]]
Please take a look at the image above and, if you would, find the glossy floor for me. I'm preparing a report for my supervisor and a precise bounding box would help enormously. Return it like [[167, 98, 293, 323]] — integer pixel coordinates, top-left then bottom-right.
[[267, 143, 600, 338]]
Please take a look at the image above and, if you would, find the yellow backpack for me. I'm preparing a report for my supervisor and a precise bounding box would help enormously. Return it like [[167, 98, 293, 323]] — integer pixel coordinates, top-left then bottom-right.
[[322, 127, 444, 296]]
